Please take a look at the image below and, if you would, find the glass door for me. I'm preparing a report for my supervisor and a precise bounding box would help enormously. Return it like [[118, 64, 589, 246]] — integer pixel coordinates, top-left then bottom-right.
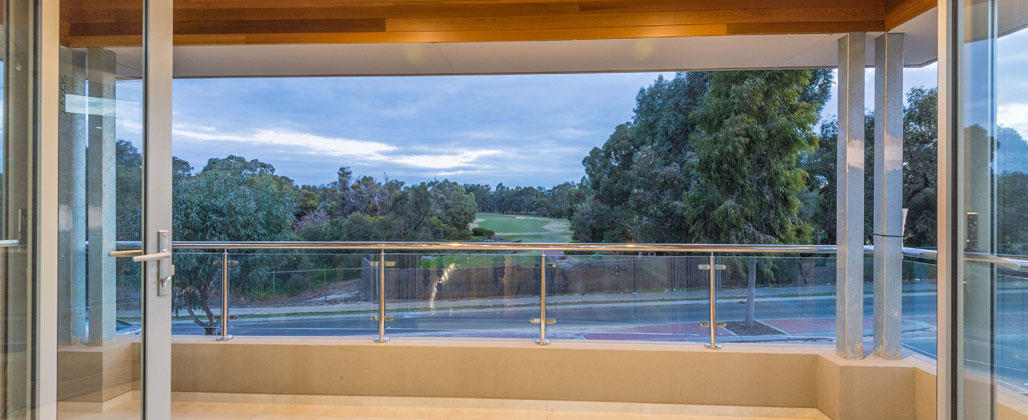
[[943, 0, 1028, 418], [55, 0, 173, 419], [1, 0, 42, 417]]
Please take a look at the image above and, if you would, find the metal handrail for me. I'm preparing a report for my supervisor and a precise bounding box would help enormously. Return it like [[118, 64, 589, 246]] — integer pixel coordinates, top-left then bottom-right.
[[901, 246, 1028, 271], [0, 239, 23, 247], [110, 239, 1027, 347], [117, 240, 838, 253]]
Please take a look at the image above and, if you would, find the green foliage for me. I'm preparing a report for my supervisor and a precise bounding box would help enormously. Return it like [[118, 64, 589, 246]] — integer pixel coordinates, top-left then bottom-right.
[[900, 87, 939, 247], [172, 155, 297, 332], [685, 70, 819, 245], [575, 73, 708, 243], [801, 87, 939, 247], [573, 70, 833, 245], [296, 177, 476, 242], [115, 140, 143, 241], [463, 182, 584, 219], [998, 171, 1028, 255], [471, 227, 495, 238], [173, 155, 295, 243]]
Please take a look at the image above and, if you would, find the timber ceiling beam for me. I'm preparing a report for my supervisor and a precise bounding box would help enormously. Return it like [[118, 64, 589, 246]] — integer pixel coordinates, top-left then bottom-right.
[[60, 0, 936, 47]]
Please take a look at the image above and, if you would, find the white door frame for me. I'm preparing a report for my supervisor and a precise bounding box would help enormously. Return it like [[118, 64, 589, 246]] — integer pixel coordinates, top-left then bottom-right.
[[37, 0, 174, 418], [39, 0, 60, 417], [142, 0, 174, 418]]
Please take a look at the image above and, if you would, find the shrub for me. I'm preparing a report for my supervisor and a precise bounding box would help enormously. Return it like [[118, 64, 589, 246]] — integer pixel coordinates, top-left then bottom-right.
[[471, 227, 496, 238]]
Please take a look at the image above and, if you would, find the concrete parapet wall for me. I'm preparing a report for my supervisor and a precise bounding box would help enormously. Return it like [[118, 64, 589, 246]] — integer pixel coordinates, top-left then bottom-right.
[[167, 338, 922, 420], [68, 337, 1028, 420]]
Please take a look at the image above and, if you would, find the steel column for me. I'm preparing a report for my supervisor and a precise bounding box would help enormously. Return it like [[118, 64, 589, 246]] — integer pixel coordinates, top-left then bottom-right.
[[836, 32, 867, 359], [872, 33, 904, 359]]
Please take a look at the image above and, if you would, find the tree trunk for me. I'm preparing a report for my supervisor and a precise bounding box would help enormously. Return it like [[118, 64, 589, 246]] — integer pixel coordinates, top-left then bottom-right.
[[745, 258, 757, 327]]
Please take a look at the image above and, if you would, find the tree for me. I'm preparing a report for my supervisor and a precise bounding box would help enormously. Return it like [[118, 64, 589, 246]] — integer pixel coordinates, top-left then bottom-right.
[[685, 70, 819, 245], [801, 87, 939, 247], [115, 140, 143, 241], [172, 156, 296, 334], [573, 70, 833, 244], [685, 70, 821, 326], [576, 72, 706, 242], [998, 172, 1028, 254], [463, 183, 495, 212], [899, 87, 938, 247]]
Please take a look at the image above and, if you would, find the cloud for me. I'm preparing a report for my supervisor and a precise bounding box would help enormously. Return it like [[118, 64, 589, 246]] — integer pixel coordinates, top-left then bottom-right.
[[390, 149, 502, 169], [173, 125, 504, 171], [553, 128, 593, 139], [999, 103, 1028, 139], [173, 127, 395, 158]]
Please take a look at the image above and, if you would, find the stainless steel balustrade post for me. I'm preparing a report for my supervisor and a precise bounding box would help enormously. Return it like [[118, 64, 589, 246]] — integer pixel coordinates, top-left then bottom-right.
[[537, 253, 550, 345], [217, 249, 232, 341], [699, 252, 725, 349], [375, 249, 390, 343]]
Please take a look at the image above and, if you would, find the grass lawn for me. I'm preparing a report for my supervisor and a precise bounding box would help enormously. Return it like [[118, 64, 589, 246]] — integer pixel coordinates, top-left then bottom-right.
[[470, 212, 572, 243]]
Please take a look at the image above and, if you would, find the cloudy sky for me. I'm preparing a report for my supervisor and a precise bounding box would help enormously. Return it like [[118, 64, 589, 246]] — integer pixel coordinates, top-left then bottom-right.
[[113, 33, 1028, 189]]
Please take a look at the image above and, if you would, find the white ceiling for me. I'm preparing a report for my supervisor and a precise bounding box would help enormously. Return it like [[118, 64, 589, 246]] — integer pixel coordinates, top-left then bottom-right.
[[112, 8, 939, 79]]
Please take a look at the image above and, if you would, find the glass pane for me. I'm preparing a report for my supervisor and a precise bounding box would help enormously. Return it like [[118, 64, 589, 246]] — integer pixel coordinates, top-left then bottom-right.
[[383, 252, 538, 340], [172, 249, 378, 338], [1, 0, 40, 416], [56, 0, 144, 418], [901, 258, 937, 358], [958, 0, 1028, 416], [547, 253, 707, 342], [992, 0, 1028, 401], [716, 255, 838, 345]]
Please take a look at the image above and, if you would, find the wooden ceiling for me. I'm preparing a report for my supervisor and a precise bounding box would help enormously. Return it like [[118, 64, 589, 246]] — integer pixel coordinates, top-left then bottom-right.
[[61, 0, 937, 47]]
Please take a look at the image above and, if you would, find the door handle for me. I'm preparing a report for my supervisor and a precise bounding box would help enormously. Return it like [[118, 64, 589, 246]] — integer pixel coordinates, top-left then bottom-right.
[[133, 250, 172, 263], [109, 230, 174, 296], [109, 249, 144, 258]]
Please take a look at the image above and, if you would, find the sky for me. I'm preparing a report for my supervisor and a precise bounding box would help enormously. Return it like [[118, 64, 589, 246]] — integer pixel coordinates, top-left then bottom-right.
[[107, 30, 1028, 189], [118, 72, 674, 187]]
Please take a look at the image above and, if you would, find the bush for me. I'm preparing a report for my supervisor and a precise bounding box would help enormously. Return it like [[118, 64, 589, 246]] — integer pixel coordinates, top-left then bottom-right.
[[471, 227, 495, 238]]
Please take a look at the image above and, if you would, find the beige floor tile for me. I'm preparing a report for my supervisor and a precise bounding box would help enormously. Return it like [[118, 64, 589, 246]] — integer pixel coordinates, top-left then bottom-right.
[[744, 414, 814, 418], [449, 407, 548, 420], [172, 401, 269, 415], [547, 411, 653, 420], [260, 404, 362, 417], [355, 405, 453, 419], [60, 397, 822, 420]]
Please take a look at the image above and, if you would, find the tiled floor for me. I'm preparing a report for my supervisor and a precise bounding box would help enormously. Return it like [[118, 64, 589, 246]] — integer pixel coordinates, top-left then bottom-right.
[[58, 398, 825, 420]]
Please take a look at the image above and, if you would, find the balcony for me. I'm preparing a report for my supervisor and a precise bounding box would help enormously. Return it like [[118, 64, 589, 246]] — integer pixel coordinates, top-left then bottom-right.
[[54, 240, 1028, 420]]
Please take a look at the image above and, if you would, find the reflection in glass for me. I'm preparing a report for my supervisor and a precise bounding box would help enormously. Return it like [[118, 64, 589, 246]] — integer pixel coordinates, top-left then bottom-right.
[[1, 0, 40, 417], [956, 0, 1028, 416], [55, 1, 145, 418]]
